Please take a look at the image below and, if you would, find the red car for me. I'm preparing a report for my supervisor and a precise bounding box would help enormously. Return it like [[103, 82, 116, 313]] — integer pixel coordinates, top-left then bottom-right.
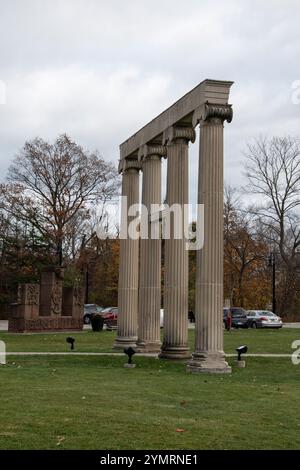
[[100, 307, 118, 329]]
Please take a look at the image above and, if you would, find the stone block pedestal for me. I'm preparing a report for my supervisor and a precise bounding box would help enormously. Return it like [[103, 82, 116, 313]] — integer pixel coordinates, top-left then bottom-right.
[[8, 268, 84, 333]]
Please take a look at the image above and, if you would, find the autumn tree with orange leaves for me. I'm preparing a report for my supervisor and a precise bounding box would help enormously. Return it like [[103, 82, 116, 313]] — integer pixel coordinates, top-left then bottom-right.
[[0, 134, 119, 266]]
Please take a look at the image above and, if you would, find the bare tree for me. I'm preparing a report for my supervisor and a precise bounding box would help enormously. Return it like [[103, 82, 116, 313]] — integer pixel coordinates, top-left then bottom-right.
[[245, 136, 300, 266], [0, 134, 120, 266], [245, 136, 300, 314]]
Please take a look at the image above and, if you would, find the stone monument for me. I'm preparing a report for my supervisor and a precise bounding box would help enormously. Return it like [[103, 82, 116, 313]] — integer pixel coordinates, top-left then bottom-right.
[[114, 78, 233, 374], [8, 267, 84, 332]]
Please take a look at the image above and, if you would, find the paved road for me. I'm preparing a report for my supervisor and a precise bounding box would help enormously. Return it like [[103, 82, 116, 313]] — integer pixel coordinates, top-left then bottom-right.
[[283, 323, 300, 328], [1, 320, 300, 332], [0, 320, 8, 331]]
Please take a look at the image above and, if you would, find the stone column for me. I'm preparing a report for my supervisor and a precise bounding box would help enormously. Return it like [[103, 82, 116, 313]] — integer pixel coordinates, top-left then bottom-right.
[[160, 126, 195, 360], [137, 145, 166, 352], [114, 158, 140, 349], [39, 267, 64, 317], [187, 103, 232, 373]]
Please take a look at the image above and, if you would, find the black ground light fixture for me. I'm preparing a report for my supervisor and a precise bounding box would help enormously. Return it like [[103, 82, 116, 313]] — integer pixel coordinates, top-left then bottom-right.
[[66, 337, 75, 351], [236, 345, 248, 368], [124, 347, 136, 368]]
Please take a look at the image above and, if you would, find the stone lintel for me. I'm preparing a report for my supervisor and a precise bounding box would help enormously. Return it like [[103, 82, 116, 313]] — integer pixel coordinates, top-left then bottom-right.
[[120, 79, 233, 160]]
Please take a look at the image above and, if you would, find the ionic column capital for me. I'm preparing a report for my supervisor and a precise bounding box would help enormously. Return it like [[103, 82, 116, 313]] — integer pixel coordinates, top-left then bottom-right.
[[138, 144, 167, 162], [192, 101, 233, 127], [118, 157, 141, 174], [162, 126, 196, 145]]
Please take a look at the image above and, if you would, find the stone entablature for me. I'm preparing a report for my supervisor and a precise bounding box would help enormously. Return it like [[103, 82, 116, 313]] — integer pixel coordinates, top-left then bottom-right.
[[120, 79, 233, 160]]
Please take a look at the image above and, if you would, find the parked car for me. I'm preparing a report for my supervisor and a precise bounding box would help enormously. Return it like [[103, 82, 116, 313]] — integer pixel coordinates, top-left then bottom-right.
[[160, 309, 164, 328], [83, 304, 103, 325], [246, 310, 283, 329], [223, 307, 249, 328], [100, 307, 118, 329]]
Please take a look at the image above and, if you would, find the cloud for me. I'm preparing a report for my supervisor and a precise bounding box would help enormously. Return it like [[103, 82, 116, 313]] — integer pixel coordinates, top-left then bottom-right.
[[0, 0, 300, 206], [0, 65, 171, 170]]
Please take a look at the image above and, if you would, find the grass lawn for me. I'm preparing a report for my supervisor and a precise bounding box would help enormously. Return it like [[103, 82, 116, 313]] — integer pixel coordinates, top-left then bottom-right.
[[0, 328, 299, 354], [1, 355, 300, 450]]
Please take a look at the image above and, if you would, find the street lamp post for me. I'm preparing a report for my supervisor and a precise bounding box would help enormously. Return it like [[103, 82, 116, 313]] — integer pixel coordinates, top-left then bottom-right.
[[85, 267, 89, 304], [268, 251, 276, 314]]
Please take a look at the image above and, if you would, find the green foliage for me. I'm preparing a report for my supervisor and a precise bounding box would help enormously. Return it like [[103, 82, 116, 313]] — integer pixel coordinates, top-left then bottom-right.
[[63, 265, 82, 288]]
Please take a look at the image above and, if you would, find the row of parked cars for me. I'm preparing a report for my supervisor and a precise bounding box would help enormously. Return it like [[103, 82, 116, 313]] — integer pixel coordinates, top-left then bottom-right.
[[84, 304, 164, 328], [223, 307, 283, 329], [84, 304, 283, 330]]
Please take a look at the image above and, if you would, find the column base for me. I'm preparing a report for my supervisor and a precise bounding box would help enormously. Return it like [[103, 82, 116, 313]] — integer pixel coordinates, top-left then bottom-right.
[[186, 352, 232, 374], [136, 340, 161, 354], [113, 336, 138, 350], [159, 346, 191, 360]]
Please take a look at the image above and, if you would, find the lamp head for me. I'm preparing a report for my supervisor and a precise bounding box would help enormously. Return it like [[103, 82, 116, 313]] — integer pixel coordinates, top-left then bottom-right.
[[66, 337, 75, 350], [124, 347, 136, 364], [236, 345, 247, 361]]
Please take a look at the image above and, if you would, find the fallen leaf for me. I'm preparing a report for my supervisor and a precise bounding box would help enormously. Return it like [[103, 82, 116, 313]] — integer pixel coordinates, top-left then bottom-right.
[[56, 436, 65, 446]]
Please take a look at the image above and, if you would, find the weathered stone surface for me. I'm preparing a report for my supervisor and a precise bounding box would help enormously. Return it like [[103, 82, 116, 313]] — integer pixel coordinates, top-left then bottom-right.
[[18, 283, 40, 306], [8, 316, 83, 333], [39, 267, 64, 317], [159, 127, 194, 360], [120, 79, 233, 159], [137, 148, 164, 353], [187, 104, 232, 374], [8, 269, 84, 333], [114, 161, 140, 349], [11, 284, 40, 320]]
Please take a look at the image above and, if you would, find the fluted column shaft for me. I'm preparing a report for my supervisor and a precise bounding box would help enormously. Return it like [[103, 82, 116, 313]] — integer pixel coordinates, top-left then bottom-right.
[[114, 162, 140, 349], [187, 103, 232, 373], [137, 148, 164, 352], [160, 127, 195, 360]]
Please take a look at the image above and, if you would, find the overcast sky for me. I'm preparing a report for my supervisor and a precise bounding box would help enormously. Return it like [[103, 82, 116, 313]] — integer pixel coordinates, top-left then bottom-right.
[[0, 0, 300, 205]]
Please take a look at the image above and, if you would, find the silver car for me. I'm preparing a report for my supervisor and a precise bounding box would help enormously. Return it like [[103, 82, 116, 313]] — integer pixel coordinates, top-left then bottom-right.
[[246, 310, 282, 329]]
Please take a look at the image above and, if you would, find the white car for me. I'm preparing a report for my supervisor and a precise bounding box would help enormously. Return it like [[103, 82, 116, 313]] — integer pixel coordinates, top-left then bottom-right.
[[160, 309, 164, 328], [246, 310, 282, 329]]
